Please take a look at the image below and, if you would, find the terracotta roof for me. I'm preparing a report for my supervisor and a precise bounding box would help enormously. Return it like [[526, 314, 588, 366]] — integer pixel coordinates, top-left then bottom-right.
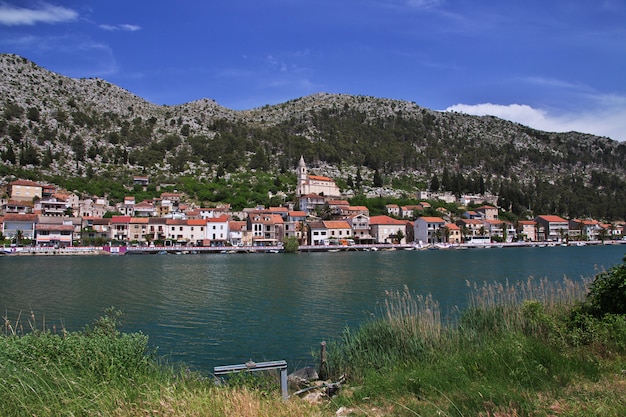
[[308, 174, 333, 182], [322, 220, 351, 229], [537, 215, 568, 223], [130, 217, 149, 224], [370, 215, 406, 225], [36, 224, 74, 231], [207, 215, 229, 223], [288, 210, 307, 217], [187, 219, 208, 226], [10, 180, 41, 187], [419, 216, 446, 223], [3, 213, 37, 222], [110, 216, 132, 223]]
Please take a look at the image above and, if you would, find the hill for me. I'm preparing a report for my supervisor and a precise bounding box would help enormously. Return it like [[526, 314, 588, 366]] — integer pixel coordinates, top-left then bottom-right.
[[1, 53, 625, 219]]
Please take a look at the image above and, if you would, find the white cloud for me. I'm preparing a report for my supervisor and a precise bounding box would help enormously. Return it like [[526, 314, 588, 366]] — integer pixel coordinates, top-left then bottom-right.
[[99, 23, 141, 32], [445, 103, 626, 142], [0, 2, 78, 26]]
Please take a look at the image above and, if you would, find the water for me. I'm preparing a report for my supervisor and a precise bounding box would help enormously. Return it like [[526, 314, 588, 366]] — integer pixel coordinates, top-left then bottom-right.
[[1, 245, 624, 372]]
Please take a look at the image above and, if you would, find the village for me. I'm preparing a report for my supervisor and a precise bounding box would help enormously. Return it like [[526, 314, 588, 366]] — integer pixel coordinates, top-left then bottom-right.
[[1, 157, 625, 254]]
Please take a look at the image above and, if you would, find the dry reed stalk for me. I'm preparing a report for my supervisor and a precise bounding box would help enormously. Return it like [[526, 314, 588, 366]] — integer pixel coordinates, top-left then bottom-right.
[[467, 276, 592, 312]]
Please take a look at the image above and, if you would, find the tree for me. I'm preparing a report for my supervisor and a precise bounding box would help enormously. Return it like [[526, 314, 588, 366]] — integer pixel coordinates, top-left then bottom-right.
[[430, 174, 440, 192], [395, 229, 405, 244], [373, 169, 383, 187], [283, 236, 299, 253]]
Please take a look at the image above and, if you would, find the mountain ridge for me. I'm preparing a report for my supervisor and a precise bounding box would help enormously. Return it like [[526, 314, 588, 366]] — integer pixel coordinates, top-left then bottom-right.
[[1, 53, 625, 220]]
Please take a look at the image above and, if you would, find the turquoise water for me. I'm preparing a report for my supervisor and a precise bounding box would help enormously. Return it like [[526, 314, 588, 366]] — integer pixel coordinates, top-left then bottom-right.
[[1, 245, 624, 372]]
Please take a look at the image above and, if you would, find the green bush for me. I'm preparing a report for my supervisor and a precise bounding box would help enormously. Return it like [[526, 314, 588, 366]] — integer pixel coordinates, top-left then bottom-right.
[[580, 255, 626, 318]]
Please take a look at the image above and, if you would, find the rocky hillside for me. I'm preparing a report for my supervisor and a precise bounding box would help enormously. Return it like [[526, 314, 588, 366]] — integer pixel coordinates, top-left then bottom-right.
[[1, 53, 625, 219]]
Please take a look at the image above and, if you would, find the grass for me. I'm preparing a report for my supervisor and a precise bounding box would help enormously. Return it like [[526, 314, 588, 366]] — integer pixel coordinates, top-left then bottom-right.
[[2, 267, 626, 416]]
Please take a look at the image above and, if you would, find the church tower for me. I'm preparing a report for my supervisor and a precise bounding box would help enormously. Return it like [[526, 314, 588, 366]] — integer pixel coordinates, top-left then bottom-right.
[[296, 155, 308, 197]]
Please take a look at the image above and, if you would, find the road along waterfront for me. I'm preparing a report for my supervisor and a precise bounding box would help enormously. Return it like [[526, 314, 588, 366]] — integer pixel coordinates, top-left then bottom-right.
[[1, 244, 624, 372]]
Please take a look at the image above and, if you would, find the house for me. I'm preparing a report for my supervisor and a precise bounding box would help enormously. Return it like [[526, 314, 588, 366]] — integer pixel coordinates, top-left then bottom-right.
[[482, 219, 505, 241], [517, 220, 538, 241], [385, 204, 400, 217], [298, 193, 326, 215], [285, 210, 307, 243], [147, 218, 167, 243], [308, 220, 352, 245], [296, 156, 341, 198], [133, 200, 157, 217], [247, 213, 284, 246], [128, 217, 150, 243], [35, 220, 74, 247], [206, 215, 229, 245], [2, 200, 33, 215], [569, 219, 602, 241], [9, 180, 43, 202], [345, 213, 373, 243], [456, 218, 486, 241], [82, 217, 111, 243], [133, 176, 149, 186], [228, 221, 249, 246], [369, 215, 407, 244], [446, 223, 462, 244], [2, 213, 37, 242], [165, 219, 208, 245], [535, 215, 569, 242], [110, 216, 132, 242], [414, 216, 446, 244], [118, 196, 136, 216], [343, 205, 369, 217], [476, 205, 499, 220], [36, 197, 69, 217]]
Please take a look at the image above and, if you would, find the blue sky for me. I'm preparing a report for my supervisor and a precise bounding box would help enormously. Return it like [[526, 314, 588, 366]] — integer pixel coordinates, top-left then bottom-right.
[[1, 1, 625, 141]]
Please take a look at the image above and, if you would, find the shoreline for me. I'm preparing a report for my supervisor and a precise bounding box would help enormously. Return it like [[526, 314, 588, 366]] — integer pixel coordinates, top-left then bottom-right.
[[2, 240, 624, 256]]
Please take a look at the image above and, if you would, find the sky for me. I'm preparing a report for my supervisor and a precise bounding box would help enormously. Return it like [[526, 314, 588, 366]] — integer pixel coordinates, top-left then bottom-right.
[[1, 1, 625, 141]]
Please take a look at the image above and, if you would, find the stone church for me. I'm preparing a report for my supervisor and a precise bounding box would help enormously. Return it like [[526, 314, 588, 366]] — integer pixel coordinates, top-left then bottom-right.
[[296, 156, 341, 198]]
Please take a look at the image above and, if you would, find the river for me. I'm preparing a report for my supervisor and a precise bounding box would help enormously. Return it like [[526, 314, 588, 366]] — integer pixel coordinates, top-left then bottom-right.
[[1, 244, 624, 372]]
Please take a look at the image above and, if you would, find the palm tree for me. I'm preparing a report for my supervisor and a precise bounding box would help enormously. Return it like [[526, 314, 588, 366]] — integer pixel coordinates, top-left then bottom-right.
[[14, 229, 24, 246]]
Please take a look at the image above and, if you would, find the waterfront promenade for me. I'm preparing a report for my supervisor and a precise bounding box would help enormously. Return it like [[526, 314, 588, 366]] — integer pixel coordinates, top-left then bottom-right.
[[2, 240, 624, 256]]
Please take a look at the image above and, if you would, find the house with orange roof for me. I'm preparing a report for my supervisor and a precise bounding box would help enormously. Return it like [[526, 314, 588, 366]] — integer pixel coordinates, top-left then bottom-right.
[[535, 215, 569, 242], [285, 210, 307, 243], [298, 193, 326, 214], [9, 180, 43, 202], [206, 215, 229, 245], [369, 215, 407, 244], [133, 200, 157, 217], [343, 205, 369, 217], [414, 216, 446, 244], [345, 213, 373, 243], [385, 204, 400, 217], [128, 217, 150, 243], [308, 220, 352, 245], [247, 213, 284, 246], [568, 219, 602, 241], [517, 220, 538, 241], [2, 199, 33, 215], [227, 220, 250, 246], [446, 223, 462, 244], [35, 222, 74, 247], [82, 217, 111, 243], [456, 218, 486, 241], [476, 205, 499, 220], [2, 213, 37, 242], [110, 216, 132, 242]]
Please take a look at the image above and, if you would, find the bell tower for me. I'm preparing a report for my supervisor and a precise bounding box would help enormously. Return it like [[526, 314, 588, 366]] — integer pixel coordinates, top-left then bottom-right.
[[296, 155, 308, 197]]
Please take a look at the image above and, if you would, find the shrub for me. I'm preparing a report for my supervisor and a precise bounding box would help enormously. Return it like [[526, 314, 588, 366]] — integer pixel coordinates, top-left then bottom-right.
[[580, 255, 626, 317]]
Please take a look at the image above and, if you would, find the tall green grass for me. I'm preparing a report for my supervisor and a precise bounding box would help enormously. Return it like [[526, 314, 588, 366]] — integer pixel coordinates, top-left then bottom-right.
[[325, 274, 626, 416]]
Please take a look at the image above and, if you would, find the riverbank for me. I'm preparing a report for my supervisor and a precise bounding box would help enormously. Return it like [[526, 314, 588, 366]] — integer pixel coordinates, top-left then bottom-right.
[[3, 239, 625, 256]]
